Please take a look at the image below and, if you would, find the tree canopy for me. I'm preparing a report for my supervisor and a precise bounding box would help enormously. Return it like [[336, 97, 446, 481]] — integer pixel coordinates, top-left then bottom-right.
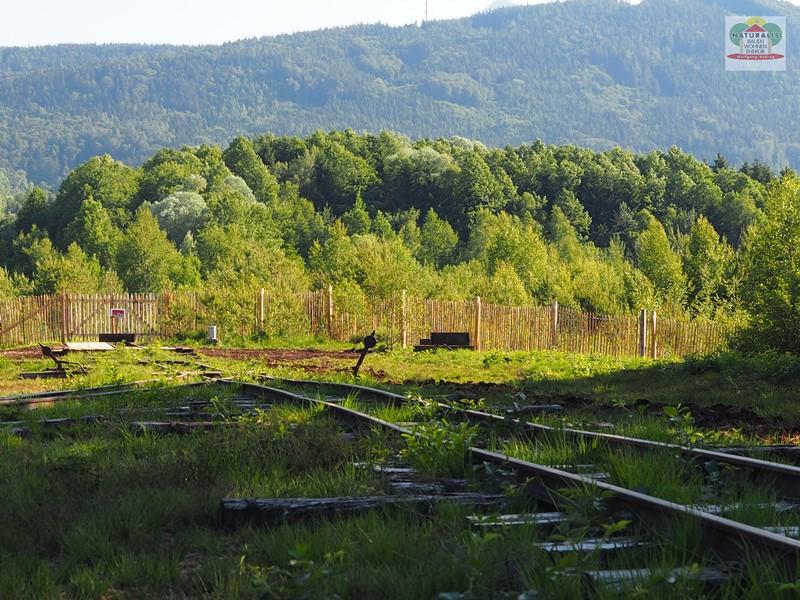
[[0, 128, 790, 352]]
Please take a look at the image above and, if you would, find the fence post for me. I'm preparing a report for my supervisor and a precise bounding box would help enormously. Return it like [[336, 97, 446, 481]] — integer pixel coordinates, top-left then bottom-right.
[[327, 285, 334, 340], [638, 309, 648, 358], [650, 310, 658, 359], [111, 295, 118, 336], [158, 292, 165, 339], [258, 287, 265, 335], [401, 290, 407, 349], [550, 301, 559, 349], [60, 290, 69, 344], [475, 296, 482, 351]]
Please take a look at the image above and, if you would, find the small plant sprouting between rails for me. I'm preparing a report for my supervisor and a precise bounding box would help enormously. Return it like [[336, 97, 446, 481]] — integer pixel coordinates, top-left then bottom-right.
[[553, 485, 618, 531], [406, 392, 443, 421], [664, 404, 703, 447], [453, 396, 488, 411], [359, 426, 401, 465], [400, 419, 478, 478], [207, 394, 232, 423]]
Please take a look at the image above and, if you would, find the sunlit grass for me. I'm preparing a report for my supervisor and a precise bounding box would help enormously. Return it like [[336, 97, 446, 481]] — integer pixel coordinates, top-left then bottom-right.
[[2, 346, 800, 596]]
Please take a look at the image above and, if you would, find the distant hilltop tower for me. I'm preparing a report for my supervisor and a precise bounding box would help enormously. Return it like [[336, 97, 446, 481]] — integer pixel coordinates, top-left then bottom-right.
[[417, 0, 428, 27]]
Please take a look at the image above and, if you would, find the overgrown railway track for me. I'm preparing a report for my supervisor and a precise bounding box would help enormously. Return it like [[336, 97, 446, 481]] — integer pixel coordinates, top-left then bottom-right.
[[253, 376, 800, 577], [263, 375, 800, 501], [0, 380, 158, 407], [6, 377, 800, 593]]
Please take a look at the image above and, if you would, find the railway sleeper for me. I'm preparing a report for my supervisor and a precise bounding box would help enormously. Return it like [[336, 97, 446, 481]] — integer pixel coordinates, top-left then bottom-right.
[[692, 501, 799, 516], [547, 465, 610, 481], [534, 537, 648, 556], [164, 408, 271, 419], [358, 464, 418, 475], [1, 414, 102, 428], [165, 409, 220, 419], [763, 526, 800, 538], [9, 427, 30, 438], [131, 421, 220, 434], [504, 404, 564, 415], [128, 420, 356, 440], [352, 462, 472, 495], [220, 494, 507, 529], [593, 422, 616, 430], [583, 567, 730, 592], [549, 463, 600, 472], [467, 512, 568, 531], [385, 478, 469, 495]]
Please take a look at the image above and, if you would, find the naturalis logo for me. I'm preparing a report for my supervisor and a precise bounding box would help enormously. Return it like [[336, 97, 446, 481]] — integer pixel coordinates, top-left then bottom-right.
[[726, 16, 786, 71]]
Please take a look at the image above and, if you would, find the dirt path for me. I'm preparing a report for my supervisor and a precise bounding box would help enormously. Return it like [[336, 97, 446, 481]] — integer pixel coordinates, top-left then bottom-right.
[[1, 346, 358, 362], [0, 347, 43, 359], [197, 348, 356, 361]]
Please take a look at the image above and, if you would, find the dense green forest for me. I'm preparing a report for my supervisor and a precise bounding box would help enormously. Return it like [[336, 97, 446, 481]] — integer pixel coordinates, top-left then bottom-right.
[[2, 129, 799, 350], [0, 0, 798, 187]]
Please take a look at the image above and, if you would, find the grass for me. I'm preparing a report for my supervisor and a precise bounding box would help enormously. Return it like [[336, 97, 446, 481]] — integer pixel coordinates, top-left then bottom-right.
[[0, 386, 379, 597], [12, 341, 799, 423], [188, 346, 796, 435], [344, 348, 800, 422], [2, 381, 574, 598], [492, 430, 800, 530], [313, 381, 800, 595], [3, 343, 800, 597]]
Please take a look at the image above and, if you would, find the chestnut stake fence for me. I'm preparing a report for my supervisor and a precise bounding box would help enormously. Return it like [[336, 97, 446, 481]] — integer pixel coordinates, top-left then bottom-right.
[[0, 290, 726, 358]]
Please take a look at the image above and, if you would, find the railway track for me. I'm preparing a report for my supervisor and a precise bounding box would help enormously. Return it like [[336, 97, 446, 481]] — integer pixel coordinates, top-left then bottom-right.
[[0, 379, 250, 438], [250, 376, 800, 576], [262, 375, 800, 501], [6, 377, 800, 592], [0, 380, 159, 407], [0, 378, 227, 409]]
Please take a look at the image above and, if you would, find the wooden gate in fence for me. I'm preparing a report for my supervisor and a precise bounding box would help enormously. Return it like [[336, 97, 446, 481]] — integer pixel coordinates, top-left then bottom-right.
[[0, 293, 160, 345], [63, 294, 160, 341]]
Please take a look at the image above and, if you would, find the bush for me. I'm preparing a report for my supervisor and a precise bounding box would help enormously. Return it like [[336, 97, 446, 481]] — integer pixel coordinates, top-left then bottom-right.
[[400, 420, 477, 478], [737, 178, 800, 353]]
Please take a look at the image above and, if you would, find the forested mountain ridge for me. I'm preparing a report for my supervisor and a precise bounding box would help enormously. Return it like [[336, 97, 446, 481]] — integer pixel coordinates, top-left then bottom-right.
[[1, 0, 799, 187]]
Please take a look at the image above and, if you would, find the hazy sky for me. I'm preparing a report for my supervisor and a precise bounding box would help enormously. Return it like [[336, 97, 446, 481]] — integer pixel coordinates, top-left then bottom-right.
[[2, 0, 798, 47], [2, 0, 603, 46]]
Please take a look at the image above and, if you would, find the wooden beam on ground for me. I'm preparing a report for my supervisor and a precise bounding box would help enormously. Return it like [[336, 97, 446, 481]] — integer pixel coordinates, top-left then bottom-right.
[[220, 494, 505, 529]]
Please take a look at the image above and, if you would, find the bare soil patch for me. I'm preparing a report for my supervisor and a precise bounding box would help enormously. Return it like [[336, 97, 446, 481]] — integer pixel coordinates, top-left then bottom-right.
[[0, 347, 43, 359], [198, 348, 355, 361]]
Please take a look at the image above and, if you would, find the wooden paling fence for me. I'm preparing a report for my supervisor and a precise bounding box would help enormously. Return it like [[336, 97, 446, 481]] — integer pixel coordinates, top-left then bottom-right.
[[0, 290, 727, 358]]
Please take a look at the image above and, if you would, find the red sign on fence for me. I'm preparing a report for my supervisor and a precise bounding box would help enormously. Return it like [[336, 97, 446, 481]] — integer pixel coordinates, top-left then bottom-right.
[[110, 308, 126, 320]]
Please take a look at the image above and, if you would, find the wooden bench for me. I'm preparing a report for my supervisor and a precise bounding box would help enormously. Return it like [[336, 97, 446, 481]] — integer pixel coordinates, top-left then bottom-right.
[[414, 332, 474, 352], [99, 333, 137, 344]]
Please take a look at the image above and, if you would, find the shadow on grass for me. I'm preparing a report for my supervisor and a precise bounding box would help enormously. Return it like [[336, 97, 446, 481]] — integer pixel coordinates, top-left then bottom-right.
[[389, 351, 800, 425]]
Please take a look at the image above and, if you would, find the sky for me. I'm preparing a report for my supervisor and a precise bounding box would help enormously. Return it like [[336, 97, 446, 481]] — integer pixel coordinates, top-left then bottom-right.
[[1, 0, 599, 46], [2, 0, 799, 47]]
